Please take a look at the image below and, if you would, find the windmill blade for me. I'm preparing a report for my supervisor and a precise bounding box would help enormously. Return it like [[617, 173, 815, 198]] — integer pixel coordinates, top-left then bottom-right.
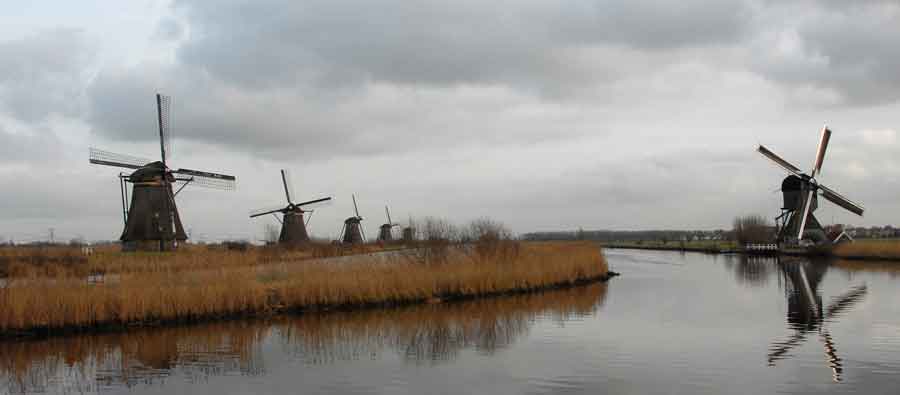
[[305, 210, 315, 226], [819, 184, 864, 216], [758, 145, 803, 176], [89, 148, 152, 170], [811, 126, 832, 177], [250, 205, 289, 218], [352, 194, 360, 218], [281, 169, 295, 204], [385, 206, 393, 224], [157, 93, 173, 164], [173, 168, 236, 190], [797, 189, 816, 240], [296, 196, 333, 209]]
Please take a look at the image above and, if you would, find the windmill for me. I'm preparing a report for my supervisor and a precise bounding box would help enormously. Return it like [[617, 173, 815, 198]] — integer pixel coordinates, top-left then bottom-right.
[[339, 194, 365, 244], [767, 259, 868, 382], [89, 93, 236, 251], [402, 215, 416, 243], [757, 126, 865, 245], [249, 169, 332, 246], [377, 206, 400, 242]]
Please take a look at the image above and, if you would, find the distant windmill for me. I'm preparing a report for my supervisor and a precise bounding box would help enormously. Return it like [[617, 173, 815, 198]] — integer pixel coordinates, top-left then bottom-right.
[[249, 169, 332, 246], [377, 206, 400, 242], [757, 126, 865, 245], [340, 194, 365, 244], [89, 93, 236, 251], [402, 215, 416, 243]]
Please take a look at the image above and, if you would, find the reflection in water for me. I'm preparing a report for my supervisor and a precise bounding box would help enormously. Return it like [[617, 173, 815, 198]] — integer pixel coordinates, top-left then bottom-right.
[[761, 257, 868, 382], [0, 323, 268, 393], [280, 284, 604, 366], [0, 283, 606, 394], [725, 254, 775, 287]]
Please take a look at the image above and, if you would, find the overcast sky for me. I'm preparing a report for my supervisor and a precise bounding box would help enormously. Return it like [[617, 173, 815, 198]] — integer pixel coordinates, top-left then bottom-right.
[[2, 0, 899, 243]]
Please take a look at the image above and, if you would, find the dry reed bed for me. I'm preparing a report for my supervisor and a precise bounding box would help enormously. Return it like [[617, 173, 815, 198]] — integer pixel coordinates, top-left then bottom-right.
[[832, 239, 900, 260], [0, 283, 605, 393], [0, 243, 393, 279], [0, 242, 608, 334]]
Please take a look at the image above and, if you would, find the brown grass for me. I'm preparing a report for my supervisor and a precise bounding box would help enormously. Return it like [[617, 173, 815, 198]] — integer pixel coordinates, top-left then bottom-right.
[[0, 241, 608, 334], [0, 282, 606, 393], [0, 242, 407, 279], [832, 239, 900, 260]]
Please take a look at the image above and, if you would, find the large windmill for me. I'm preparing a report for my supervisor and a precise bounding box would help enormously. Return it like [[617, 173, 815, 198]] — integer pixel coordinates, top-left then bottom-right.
[[249, 169, 332, 246], [340, 194, 365, 244], [377, 206, 400, 242], [757, 126, 865, 245], [89, 93, 236, 251]]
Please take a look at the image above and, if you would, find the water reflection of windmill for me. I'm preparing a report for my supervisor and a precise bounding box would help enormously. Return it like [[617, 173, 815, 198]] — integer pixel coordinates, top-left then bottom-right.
[[757, 126, 865, 245], [249, 169, 332, 246], [89, 93, 236, 251], [767, 259, 868, 382]]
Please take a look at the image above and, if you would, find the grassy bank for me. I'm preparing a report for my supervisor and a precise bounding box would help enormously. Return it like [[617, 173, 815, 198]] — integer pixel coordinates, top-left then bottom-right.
[[0, 243, 397, 279], [832, 239, 900, 261], [1, 283, 607, 393], [0, 241, 609, 335]]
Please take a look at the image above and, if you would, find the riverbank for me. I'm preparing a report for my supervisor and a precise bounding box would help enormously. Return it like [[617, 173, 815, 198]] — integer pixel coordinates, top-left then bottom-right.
[[599, 240, 737, 254], [601, 239, 900, 261], [0, 241, 611, 337]]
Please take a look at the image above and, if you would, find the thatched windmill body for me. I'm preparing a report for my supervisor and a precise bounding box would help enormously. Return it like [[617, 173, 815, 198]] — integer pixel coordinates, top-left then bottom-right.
[[249, 169, 332, 246], [757, 126, 865, 245], [89, 93, 236, 251], [377, 206, 400, 242], [340, 194, 365, 244]]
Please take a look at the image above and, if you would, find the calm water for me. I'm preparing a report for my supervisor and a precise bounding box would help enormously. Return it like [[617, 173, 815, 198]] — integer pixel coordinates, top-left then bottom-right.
[[3, 249, 900, 394]]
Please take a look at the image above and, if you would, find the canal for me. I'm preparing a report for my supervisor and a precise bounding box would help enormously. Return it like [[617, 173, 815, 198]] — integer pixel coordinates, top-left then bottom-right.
[[2, 249, 899, 394]]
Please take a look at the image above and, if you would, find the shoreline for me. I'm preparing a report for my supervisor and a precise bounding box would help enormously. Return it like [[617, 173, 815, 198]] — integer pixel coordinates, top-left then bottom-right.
[[0, 270, 618, 341], [601, 243, 900, 262], [0, 241, 612, 339]]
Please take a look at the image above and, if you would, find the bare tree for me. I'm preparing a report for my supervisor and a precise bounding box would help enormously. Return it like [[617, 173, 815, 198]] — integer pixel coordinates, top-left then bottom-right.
[[733, 215, 773, 244]]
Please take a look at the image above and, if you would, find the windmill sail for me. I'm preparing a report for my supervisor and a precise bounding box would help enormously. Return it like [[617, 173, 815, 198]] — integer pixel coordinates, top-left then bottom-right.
[[819, 184, 864, 216], [811, 126, 831, 177], [89, 148, 152, 170], [296, 197, 332, 208], [758, 145, 803, 175], [157, 93, 173, 165], [281, 169, 294, 204], [249, 205, 289, 218], [173, 168, 236, 190]]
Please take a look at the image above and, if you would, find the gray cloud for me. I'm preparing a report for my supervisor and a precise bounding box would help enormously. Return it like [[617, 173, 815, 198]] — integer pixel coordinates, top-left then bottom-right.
[[748, 1, 900, 106], [0, 28, 93, 122], [173, 0, 750, 89], [0, 126, 63, 165]]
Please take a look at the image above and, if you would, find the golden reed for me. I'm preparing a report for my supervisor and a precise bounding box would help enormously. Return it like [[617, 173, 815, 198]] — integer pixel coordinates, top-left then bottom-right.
[[0, 241, 608, 334], [832, 239, 900, 261]]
